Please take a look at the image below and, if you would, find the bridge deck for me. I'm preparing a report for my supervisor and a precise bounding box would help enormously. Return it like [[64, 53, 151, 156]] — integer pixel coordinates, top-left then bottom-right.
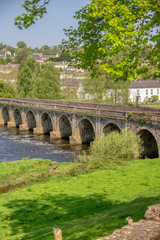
[[0, 98, 160, 121]]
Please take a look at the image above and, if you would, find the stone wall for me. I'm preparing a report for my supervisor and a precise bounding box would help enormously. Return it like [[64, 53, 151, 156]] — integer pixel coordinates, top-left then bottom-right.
[[97, 204, 160, 240]]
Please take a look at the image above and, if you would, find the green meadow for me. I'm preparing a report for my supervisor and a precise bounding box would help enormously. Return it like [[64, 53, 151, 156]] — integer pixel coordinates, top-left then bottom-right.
[[0, 158, 160, 239], [142, 104, 160, 108]]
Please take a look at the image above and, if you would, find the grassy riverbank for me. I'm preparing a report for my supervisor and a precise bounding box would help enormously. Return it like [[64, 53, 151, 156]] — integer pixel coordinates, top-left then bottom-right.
[[0, 158, 160, 239], [0, 158, 73, 193]]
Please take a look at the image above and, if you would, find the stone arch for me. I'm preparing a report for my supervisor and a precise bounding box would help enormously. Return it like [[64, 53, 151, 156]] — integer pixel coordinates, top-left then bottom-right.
[[14, 108, 22, 128], [79, 118, 95, 144], [103, 123, 121, 135], [26, 110, 36, 131], [41, 112, 53, 134], [59, 115, 72, 140], [137, 128, 159, 158], [2, 107, 10, 125]]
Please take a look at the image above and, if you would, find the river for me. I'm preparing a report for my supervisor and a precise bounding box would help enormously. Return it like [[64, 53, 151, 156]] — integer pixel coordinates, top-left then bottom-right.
[[0, 125, 89, 163]]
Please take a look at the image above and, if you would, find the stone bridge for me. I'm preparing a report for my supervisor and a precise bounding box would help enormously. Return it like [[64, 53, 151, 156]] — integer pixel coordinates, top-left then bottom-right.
[[0, 97, 160, 158]]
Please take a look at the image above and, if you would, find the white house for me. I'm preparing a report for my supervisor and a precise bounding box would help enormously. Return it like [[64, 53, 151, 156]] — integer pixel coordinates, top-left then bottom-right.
[[129, 79, 160, 103]]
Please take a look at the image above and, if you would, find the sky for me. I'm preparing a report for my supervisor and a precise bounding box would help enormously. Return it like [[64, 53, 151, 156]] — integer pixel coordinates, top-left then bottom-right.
[[0, 0, 90, 49]]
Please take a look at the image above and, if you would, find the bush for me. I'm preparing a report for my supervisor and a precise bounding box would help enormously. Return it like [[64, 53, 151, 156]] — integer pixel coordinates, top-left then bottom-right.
[[78, 130, 143, 169], [152, 95, 158, 102]]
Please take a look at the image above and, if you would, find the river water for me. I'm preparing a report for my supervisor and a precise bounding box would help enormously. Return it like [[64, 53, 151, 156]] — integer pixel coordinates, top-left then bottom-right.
[[0, 125, 88, 163]]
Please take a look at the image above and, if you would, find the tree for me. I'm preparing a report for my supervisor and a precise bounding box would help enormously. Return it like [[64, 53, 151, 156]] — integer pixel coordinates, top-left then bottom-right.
[[14, 48, 31, 64], [15, 0, 160, 80], [17, 58, 60, 100], [16, 41, 27, 49], [40, 45, 50, 51], [82, 71, 129, 104], [6, 45, 16, 55], [17, 57, 40, 97], [0, 43, 5, 51], [0, 80, 16, 98], [35, 63, 60, 99], [0, 58, 7, 65], [15, 0, 50, 29], [49, 52, 72, 62], [63, 0, 160, 80]]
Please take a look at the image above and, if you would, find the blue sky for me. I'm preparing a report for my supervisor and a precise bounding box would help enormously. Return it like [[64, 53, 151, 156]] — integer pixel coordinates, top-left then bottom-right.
[[0, 0, 90, 48]]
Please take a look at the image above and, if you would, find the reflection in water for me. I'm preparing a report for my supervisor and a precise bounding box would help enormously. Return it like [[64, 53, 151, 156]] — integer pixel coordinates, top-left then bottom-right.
[[0, 125, 89, 163]]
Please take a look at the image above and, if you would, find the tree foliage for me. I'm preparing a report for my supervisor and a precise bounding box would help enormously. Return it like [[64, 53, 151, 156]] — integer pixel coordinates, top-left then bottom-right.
[[35, 63, 60, 99], [0, 43, 5, 51], [15, 0, 50, 29], [16, 41, 27, 49], [17, 57, 40, 97], [0, 80, 16, 98], [49, 52, 72, 62], [14, 48, 31, 64], [40, 45, 50, 51], [17, 58, 60, 99], [15, 0, 160, 80], [81, 65, 129, 103], [0, 58, 7, 65], [78, 130, 143, 168], [6, 45, 16, 55], [63, 0, 160, 80]]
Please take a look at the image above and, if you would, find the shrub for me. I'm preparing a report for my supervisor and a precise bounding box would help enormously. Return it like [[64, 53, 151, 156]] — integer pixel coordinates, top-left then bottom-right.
[[152, 95, 158, 102], [78, 130, 143, 169]]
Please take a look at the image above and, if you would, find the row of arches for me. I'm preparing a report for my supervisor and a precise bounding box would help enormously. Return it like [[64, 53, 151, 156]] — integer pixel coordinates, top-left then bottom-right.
[[1, 107, 159, 158]]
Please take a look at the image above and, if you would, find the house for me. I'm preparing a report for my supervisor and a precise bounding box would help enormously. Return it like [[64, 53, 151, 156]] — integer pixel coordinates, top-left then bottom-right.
[[60, 68, 85, 80], [60, 69, 86, 89], [32, 53, 42, 58], [55, 62, 69, 70], [0, 51, 12, 59], [0, 64, 19, 73], [129, 79, 160, 103], [0, 52, 6, 58]]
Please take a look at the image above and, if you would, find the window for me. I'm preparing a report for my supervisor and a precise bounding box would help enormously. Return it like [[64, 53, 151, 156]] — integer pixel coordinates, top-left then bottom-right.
[[157, 89, 159, 94], [151, 89, 153, 95], [146, 89, 148, 95]]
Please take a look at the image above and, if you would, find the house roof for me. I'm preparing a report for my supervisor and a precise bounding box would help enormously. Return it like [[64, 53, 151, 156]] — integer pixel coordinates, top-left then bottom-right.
[[33, 54, 41, 60], [129, 79, 160, 89], [0, 52, 5, 56]]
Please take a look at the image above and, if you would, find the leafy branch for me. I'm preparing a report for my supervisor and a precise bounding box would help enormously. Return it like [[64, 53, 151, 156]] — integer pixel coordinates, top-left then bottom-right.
[[15, 0, 50, 29]]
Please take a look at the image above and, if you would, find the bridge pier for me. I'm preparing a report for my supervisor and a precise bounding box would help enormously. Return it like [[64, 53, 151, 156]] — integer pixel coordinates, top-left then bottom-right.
[[95, 117, 101, 138], [50, 131, 61, 139], [34, 126, 44, 134], [33, 113, 44, 134], [69, 135, 81, 145], [7, 121, 16, 128], [7, 111, 17, 128], [0, 108, 4, 125], [19, 112, 28, 131], [50, 114, 61, 140], [69, 115, 81, 144]]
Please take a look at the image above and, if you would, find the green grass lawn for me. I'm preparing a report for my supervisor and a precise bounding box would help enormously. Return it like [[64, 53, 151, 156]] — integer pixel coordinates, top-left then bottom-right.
[[0, 158, 160, 239], [142, 104, 160, 108]]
